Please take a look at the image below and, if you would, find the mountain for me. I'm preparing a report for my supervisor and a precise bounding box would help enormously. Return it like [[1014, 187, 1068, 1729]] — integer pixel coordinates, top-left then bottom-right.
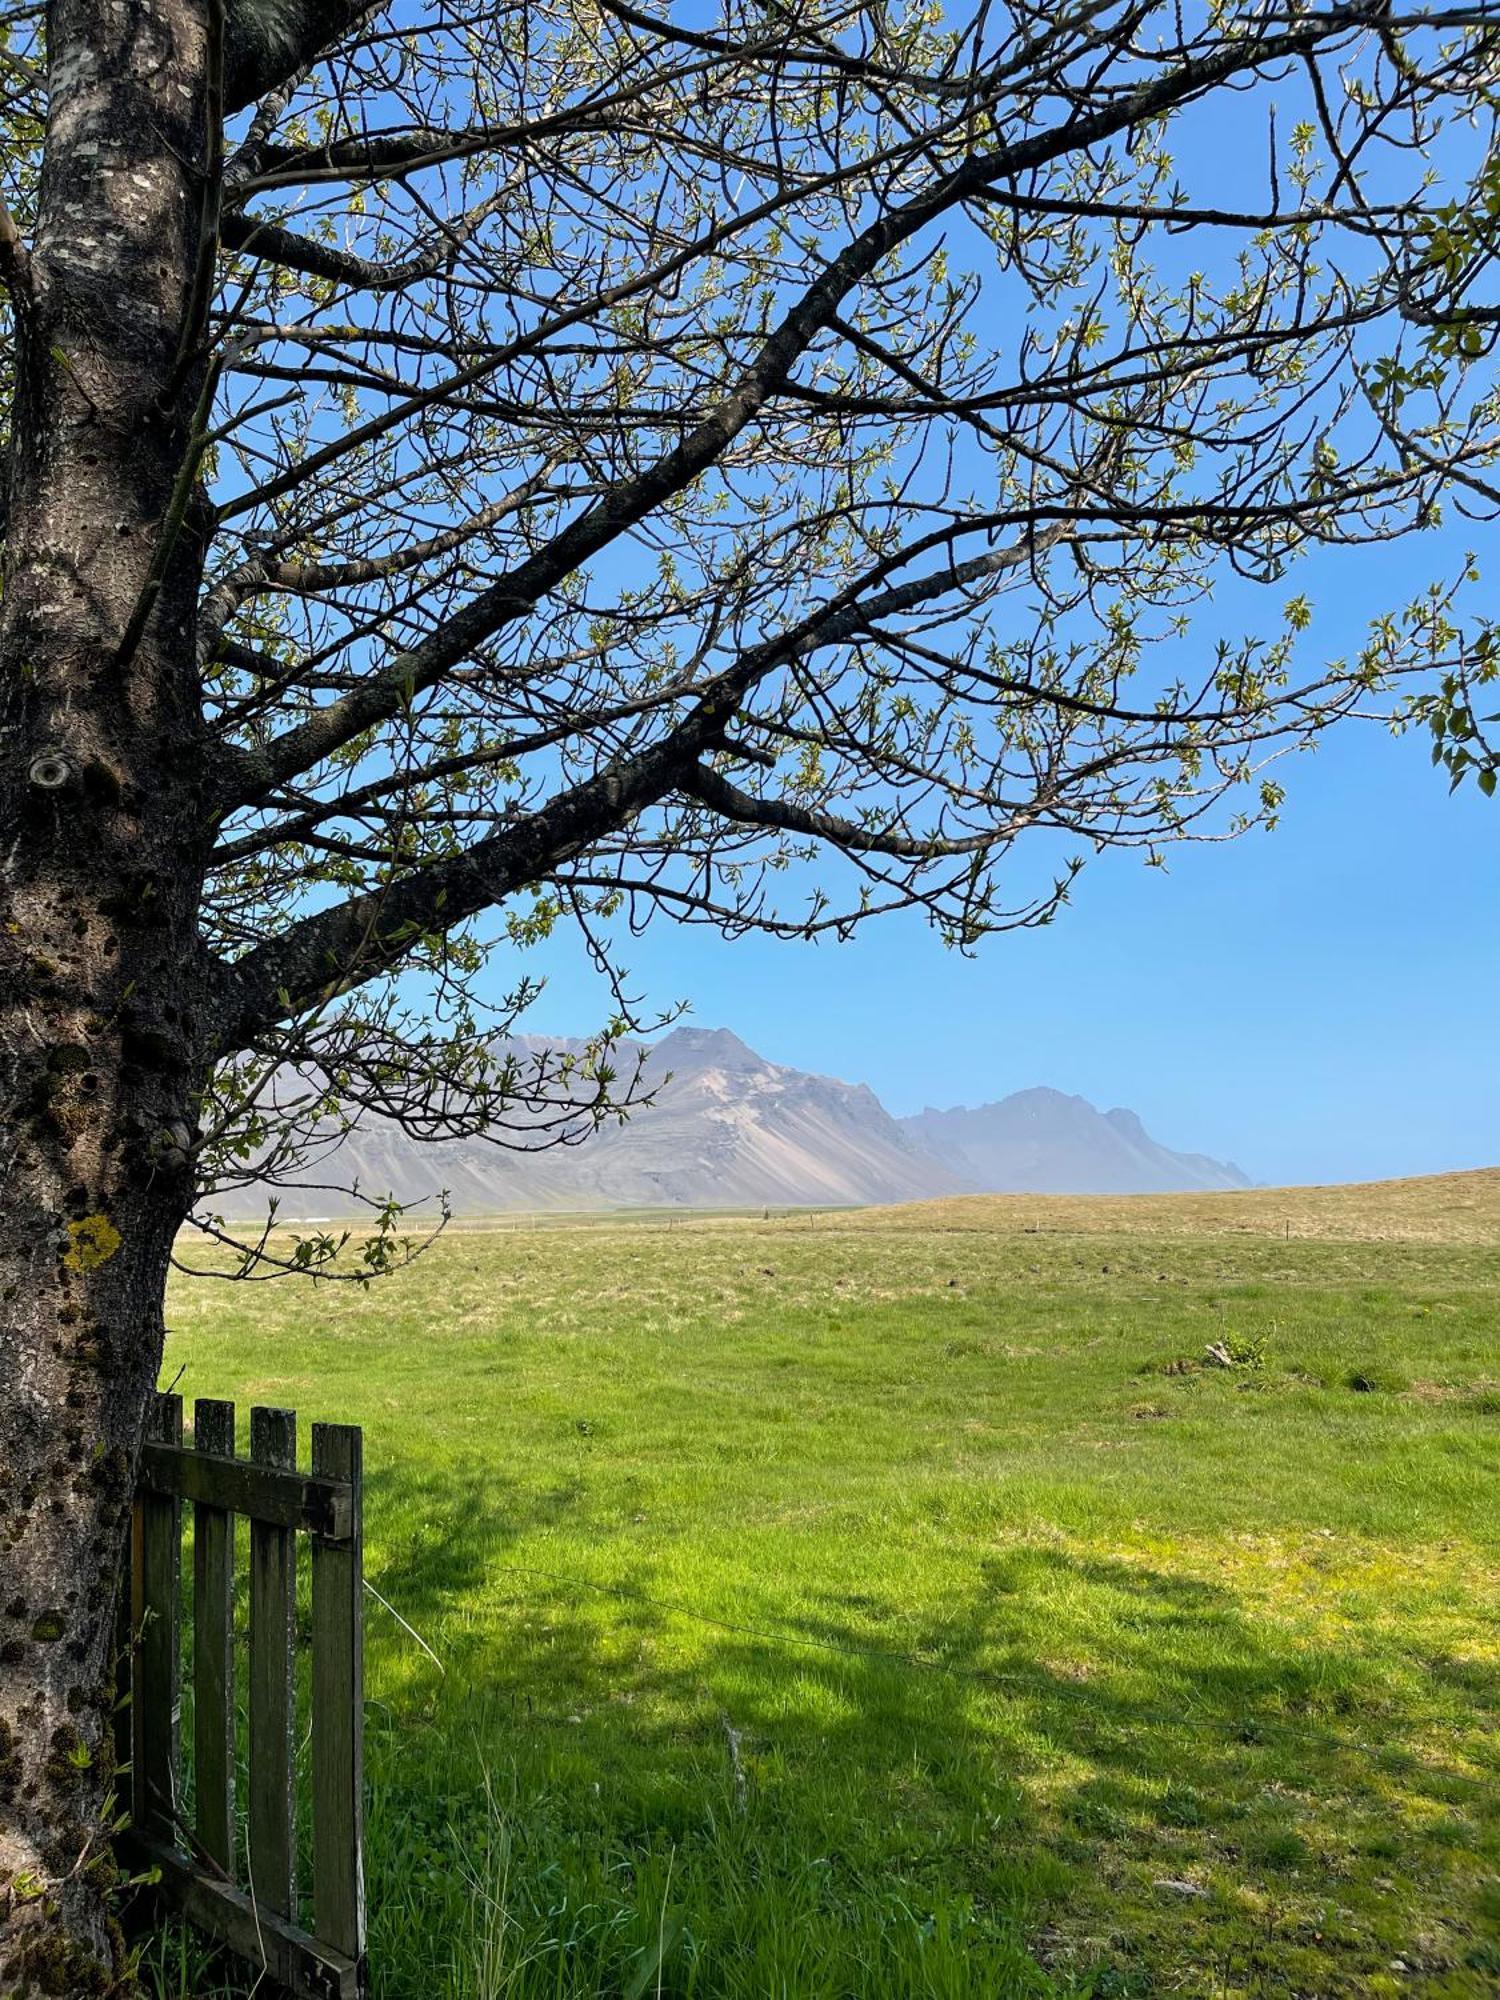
[[232, 1027, 965, 1218], [898, 1087, 1251, 1195], [224, 1029, 1248, 1218]]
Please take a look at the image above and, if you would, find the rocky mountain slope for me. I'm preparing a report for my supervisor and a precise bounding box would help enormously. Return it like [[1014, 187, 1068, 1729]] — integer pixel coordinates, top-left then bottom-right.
[[225, 1027, 1247, 1217]]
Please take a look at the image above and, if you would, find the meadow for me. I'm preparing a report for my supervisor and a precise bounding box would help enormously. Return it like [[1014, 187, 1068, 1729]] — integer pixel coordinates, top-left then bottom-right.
[[140, 1174, 1500, 1998]]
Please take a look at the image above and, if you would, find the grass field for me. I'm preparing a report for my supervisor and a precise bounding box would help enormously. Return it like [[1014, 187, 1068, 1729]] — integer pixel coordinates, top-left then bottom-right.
[[140, 1173, 1500, 1998]]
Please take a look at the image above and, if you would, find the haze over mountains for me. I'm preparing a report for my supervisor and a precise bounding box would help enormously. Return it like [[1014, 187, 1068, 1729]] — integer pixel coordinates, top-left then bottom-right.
[[236, 1026, 1250, 1217], [901, 1091, 1252, 1197]]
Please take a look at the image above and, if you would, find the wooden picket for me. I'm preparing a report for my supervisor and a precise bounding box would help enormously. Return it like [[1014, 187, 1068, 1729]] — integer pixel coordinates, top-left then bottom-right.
[[191, 1397, 235, 1877], [248, 1404, 298, 1921], [120, 1393, 368, 1999], [311, 1421, 365, 1963]]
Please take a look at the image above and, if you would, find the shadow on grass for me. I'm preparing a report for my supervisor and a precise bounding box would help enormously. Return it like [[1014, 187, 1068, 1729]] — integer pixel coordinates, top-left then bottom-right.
[[138, 1456, 1500, 1997], [345, 1466, 1500, 1998]]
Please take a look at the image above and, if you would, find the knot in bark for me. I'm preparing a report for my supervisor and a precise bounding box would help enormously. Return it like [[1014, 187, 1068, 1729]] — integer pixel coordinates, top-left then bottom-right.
[[27, 747, 74, 793]]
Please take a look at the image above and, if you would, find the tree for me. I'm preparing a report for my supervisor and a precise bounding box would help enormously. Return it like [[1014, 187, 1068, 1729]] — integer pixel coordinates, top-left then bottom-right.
[[0, 0, 1496, 1982]]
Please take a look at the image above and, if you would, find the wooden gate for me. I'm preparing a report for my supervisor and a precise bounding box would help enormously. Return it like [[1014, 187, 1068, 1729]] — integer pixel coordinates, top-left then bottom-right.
[[119, 1393, 367, 1998]]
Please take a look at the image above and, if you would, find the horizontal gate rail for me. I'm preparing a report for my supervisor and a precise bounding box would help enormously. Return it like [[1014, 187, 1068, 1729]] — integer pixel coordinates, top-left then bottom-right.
[[127, 1834, 363, 2000], [136, 1441, 354, 1539], [120, 1392, 367, 2000]]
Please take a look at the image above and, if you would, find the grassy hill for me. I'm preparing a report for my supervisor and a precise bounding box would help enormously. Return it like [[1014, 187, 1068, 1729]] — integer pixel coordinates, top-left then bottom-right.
[[149, 1172, 1500, 1998], [837, 1165, 1500, 1245]]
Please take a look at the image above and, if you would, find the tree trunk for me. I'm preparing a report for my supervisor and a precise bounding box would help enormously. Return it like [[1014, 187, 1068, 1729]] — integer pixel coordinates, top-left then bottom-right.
[[0, 1189, 184, 1993], [0, 0, 216, 1987]]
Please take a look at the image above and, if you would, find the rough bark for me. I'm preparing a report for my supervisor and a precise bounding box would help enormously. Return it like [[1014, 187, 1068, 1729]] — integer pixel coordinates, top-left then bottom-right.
[[0, 0, 215, 1987]]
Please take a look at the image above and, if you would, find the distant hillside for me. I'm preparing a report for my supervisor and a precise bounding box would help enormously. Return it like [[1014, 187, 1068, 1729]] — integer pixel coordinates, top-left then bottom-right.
[[836, 1166, 1500, 1246], [233, 1027, 963, 1217], [899, 1087, 1250, 1196], [225, 1027, 1249, 1217]]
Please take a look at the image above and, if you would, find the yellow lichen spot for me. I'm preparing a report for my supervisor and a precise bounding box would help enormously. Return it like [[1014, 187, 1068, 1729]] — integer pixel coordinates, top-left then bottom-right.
[[64, 1214, 122, 1272]]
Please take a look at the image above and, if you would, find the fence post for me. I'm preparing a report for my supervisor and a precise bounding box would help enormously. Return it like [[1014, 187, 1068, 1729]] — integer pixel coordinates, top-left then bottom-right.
[[249, 1405, 298, 1919], [192, 1398, 237, 1875], [134, 1392, 182, 1839], [312, 1422, 365, 1973]]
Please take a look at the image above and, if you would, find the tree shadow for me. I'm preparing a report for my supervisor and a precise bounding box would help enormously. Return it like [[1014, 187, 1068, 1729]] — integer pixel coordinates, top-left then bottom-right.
[[351, 1458, 1500, 1993]]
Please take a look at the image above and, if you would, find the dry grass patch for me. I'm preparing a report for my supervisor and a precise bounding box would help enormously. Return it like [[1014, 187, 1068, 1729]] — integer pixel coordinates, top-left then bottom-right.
[[833, 1165, 1500, 1246]]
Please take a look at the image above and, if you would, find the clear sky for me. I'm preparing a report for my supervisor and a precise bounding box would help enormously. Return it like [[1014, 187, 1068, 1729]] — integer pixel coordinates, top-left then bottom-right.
[[499, 528, 1499, 1190], [472, 69, 1500, 1192]]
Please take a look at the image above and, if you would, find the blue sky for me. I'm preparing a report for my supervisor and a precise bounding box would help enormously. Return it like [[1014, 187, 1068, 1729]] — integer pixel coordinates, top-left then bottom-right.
[[502, 543, 1499, 1189], [470, 31, 1500, 1190]]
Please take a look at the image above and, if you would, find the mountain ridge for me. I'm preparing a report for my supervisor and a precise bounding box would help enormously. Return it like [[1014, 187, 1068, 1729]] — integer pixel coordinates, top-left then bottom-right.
[[897, 1085, 1249, 1196], [226, 1027, 1250, 1216]]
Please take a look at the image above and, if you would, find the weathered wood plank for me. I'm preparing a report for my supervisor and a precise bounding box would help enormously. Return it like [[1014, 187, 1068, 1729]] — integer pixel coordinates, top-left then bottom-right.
[[192, 1398, 236, 1877], [122, 1833, 364, 2000], [136, 1393, 182, 1839], [311, 1423, 364, 1964], [139, 1441, 352, 1540], [248, 1405, 297, 1920]]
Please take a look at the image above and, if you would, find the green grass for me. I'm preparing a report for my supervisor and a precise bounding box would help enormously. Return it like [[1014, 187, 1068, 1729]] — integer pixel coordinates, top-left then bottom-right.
[[138, 1199, 1500, 1997]]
